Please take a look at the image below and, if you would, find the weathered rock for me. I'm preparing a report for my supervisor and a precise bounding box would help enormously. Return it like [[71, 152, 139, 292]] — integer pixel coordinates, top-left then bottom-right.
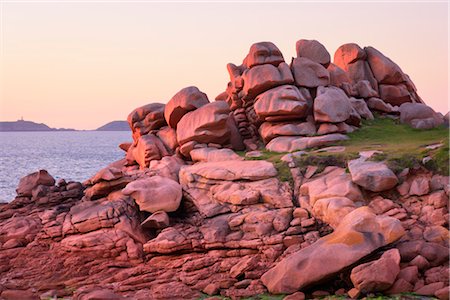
[[399, 103, 443, 129], [244, 42, 285, 68], [314, 86, 353, 123], [296, 39, 330, 66], [164, 86, 210, 128], [180, 160, 277, 182], [327, 63, 350, 88], [367, 97, 396, 113], [312, 196, 356, 228], [190, 147, 243, 163], [179, 161, 291, 217], [350, 249, 401, 293], [397, 240, 449, 267], [354, 80, 378, 98], [300, 167, 362, 225], [365, 46, 405, 85], [379, 84, 412, 106], [291, 57, 330, 88], [122, 176, 182, 213], [157, 126, 179, 151], [409, 175, 430, 196], [259, 120, 316, 143], [242, 62, 294, 99], [132, 134, 171, 168], [334, 43, 366, 67], [348, 158, 398, 192], [266, 134, 348, 152], [350, 98, 374, 120], [16, 170, 55, 197], [141, 211, 170, 229], [261, 207, 405, 293], [176, 101, 233, 147], [127, 103, 166, 141], [253, 85, 309, 122]]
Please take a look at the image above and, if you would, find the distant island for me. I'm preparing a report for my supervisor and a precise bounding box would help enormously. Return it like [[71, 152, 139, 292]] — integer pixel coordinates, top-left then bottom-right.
[[95, 120, 129, 131], [0, 119, 130, 131], [0, 120, 75, 132]]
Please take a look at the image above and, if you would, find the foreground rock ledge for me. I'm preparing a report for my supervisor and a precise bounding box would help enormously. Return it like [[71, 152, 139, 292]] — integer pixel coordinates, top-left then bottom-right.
[[1, 38, 449, 300], [261, 207, 405, 294]]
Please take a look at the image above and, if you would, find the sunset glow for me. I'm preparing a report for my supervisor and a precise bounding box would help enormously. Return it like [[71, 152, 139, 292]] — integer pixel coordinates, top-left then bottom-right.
[[1, 1, 448, 130]]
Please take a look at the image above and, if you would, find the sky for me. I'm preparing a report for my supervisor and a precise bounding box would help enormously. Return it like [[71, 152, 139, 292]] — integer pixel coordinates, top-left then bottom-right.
[[0, 1, 448, 130]]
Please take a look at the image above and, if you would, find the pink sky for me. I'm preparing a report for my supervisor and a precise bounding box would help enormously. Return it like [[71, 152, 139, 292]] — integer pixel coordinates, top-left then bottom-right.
[[0, 1, 448, 130]]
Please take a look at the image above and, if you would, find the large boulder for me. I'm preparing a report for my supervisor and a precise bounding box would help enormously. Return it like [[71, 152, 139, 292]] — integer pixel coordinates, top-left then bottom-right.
[[261, 207, 405, 293], [127, 103, 166, 142], [350, 249, 401, 293], [242, 62, 294, 99], [244, 42, 285, 68], [131, 134, 171, 168], [122, 176, 182, 213], [313, 86, 353, 123], [379, 84, 413, 106], [327, 63, 351, 88], [16, 170, 55, 197], [350, 98, 374, 120], [164, 86, 210, 128], [365, 46, 405, 85], [334, 43, 377, 91], [367, 97, 396, 113], [176, 101, 232, 146], [291, 57, 330, 88], [296, 39, 331, 67], [348, 158, 398, 192], [259, 120, 316, 143], [334, 43, 366, 67], [399, 103, 443, 129], [253, 85, 310, 122], [266, 134, 348, 152]]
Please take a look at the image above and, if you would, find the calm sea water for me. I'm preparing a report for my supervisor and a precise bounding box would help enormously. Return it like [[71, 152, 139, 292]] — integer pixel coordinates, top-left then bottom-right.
[[0, 131, 131, 202]]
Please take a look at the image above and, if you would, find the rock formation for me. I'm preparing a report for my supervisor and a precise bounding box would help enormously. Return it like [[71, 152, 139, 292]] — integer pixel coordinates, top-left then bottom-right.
[[0, 39, 448, 300]]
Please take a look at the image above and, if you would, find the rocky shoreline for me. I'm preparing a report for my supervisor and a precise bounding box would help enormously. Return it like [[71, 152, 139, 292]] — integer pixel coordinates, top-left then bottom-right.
[[0, 40, 448, 300]]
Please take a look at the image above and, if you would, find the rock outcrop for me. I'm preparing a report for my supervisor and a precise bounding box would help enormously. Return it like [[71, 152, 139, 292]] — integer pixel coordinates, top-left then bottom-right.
[[0, 39, 448, 300]]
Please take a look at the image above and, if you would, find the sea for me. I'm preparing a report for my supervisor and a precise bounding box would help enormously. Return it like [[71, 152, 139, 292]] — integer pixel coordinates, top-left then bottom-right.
[[0, 131, 131, 202]]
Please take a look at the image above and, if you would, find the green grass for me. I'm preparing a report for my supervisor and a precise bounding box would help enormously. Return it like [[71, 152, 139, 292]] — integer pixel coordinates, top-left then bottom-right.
[[237, 116, 449, 177], [337, 116, 449, 175]]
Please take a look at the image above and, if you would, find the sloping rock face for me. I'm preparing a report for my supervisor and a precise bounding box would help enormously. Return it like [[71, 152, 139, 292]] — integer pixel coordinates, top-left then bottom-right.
[[1, 39, 448, 300], [261, 207, 405, 294]]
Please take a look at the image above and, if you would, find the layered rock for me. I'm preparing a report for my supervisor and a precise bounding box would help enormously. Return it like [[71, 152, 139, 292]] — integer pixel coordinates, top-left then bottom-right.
[[127, 103, 166, 142], [261, 207, 405, 293], [164, 86, 209, 129], [0, 39, 447, 300]]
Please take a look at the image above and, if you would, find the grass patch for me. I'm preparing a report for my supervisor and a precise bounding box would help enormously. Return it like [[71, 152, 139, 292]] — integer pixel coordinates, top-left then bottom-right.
[[338, 116, 449, 175], [294, 153, 358, 174], [237, 117, 448, 177]]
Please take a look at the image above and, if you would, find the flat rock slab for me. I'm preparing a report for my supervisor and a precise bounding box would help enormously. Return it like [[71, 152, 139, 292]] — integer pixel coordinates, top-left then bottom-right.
[[266, 134, 348, 152], [179, 160, 277, 182], [261, 207, 405, 294]]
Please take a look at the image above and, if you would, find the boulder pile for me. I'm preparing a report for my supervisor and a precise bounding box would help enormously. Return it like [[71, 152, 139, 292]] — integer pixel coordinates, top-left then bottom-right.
[[0, 40, 448, 300]]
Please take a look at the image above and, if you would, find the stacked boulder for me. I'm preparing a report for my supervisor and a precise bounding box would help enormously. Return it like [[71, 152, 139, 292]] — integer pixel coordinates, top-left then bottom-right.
[[0, 39, 447, 300], [218, 40, 444, 153]]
